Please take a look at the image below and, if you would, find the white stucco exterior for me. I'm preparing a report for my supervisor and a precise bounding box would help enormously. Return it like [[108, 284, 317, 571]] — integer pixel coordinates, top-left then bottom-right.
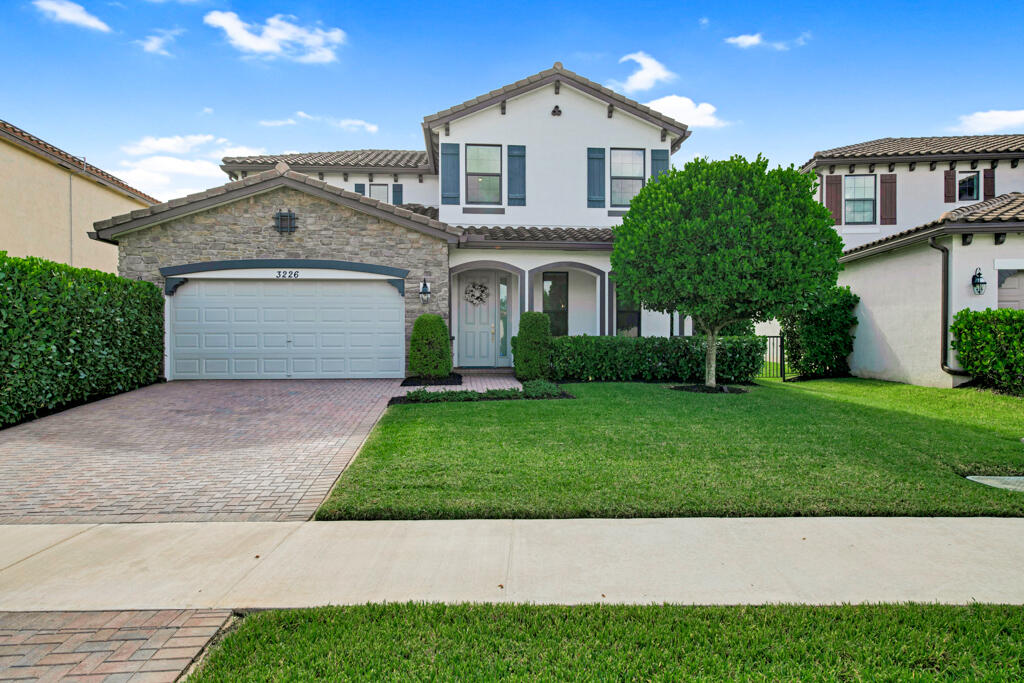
[[320, 171, 438, 207], [433, 84, 670, 229]]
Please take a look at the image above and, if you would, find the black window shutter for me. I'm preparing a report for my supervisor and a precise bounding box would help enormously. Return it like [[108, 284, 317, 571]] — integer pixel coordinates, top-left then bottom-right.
[[880, 174, 897, 225], [393, 183, 403, 205], [354, 183, 365, 196], [943, 170, 955, 203]]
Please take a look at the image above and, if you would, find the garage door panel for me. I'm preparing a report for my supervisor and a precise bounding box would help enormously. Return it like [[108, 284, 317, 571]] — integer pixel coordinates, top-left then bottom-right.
[[170, 278, 406, 379]]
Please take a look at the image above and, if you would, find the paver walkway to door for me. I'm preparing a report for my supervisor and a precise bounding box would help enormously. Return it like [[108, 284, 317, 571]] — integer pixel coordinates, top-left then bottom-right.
[[0, 380, 400, 524]]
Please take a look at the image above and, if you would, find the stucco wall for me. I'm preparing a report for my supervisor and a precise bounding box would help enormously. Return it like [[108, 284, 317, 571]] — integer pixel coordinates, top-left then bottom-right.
[[116, 186, 450, 346], [839, 242, 952, 388], [319, 171, 438, 207], [0, 141, 147, 272], [435, 84, 668, 228]]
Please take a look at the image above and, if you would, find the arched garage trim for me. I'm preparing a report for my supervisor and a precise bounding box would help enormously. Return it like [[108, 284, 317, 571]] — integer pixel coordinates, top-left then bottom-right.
[[526, 261, 607, 335], [158, 259, 410, 296]]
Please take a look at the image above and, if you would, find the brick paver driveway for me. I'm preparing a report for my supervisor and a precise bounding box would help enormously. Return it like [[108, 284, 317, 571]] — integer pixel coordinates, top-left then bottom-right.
[[0, 380, 399, 523]]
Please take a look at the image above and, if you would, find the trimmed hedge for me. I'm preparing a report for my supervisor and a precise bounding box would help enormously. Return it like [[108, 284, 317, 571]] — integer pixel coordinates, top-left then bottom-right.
[[0, 252, 164, 427], [548, 335, 765, 384], [951, 308, 1024, 396], [408, 314, 452, 379], [780, 286, 859, 378], [396, 380, 566, 404], [511, 312, 552, 381]]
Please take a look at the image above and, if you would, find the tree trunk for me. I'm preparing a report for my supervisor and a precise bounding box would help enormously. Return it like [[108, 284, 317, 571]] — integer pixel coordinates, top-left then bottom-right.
[[705, 329, 718, 388]]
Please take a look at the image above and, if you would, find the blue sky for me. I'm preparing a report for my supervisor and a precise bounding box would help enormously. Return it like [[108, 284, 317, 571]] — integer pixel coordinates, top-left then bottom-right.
[[4, 0, 1023, 200]]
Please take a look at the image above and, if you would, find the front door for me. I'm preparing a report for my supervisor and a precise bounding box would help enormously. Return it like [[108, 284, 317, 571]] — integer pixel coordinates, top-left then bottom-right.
[[458, 270, 497, 367]]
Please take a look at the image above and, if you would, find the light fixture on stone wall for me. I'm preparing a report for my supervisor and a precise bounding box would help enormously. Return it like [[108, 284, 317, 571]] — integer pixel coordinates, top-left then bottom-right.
[[972, 268, 987, 295], [274, 209, 297, 234], [419, 278, 431, 304]]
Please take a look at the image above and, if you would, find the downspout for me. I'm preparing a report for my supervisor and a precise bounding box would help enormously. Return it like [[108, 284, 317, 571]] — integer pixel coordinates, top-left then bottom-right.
[[927, 236, 971, 376]]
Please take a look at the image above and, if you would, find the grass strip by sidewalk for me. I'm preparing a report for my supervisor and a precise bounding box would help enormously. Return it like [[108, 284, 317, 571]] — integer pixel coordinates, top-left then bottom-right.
[[189, 603, 1024, 681]]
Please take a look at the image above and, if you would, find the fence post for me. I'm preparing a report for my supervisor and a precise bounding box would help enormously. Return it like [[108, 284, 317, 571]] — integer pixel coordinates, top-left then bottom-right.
[[780, 333, 786, 382]]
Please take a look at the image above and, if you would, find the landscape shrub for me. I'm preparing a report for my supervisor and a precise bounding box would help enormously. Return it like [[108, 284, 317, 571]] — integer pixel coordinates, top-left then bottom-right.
[[548, 335, 765, 384], [951, 308, 1024, 396], [0, 252, 164, 427], [511, 312, 552, 380], [780, 286, 859, 377], [408, 314, 452, 379], [396, 381, 567, 404], [521, 379, 562, 399], [720, 319, 756, 336]]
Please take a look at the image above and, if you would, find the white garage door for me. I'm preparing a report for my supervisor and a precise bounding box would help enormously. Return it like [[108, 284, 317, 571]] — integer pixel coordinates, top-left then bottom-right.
[[169, 278, 405, 379]]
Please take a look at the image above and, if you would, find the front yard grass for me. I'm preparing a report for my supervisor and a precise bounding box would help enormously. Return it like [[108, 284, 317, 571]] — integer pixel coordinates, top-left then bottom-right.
[[189, 603, 1024, 681], [316, 379, 1024, 519]]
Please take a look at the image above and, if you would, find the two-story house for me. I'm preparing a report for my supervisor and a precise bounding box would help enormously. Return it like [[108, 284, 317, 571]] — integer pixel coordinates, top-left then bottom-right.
[[89, 62, 692, 379], [803, 136, 1024, 388]]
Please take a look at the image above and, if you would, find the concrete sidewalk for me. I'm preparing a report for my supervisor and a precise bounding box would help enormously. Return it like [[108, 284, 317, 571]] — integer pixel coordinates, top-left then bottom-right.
[[2, 518, 1023, 610]]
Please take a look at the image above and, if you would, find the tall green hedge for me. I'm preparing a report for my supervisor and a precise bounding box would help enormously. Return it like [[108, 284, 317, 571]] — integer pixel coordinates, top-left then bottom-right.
[[951, 308, 1024, 396], [408, 313, 452, 379], [510, 312, 552, 380], [780, 286, 859, 378], [0, 252, 164, 427], [548, 335, 765, 384]]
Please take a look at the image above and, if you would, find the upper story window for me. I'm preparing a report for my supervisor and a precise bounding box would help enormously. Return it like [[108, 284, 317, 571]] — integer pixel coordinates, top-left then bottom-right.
[[466, 144, 501, 204], [844, 175, 876, 224], [958, 171, 979, 201], [610, 148, 645, 207], [369, 184, 388, 203]]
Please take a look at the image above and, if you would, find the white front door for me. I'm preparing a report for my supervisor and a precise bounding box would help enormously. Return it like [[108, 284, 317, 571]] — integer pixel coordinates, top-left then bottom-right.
[[457, 270, 497, 367]]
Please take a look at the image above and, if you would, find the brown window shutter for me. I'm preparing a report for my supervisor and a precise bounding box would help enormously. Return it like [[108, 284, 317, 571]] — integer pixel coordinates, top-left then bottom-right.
[[944, 169, 955, 202], [880, 173, 897, 225], [825, 175, 842, 225], [983, 168, 995, 200]]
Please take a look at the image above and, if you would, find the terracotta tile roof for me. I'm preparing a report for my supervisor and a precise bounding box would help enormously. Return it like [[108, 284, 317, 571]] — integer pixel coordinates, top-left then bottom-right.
[[221, 149, 430, 171], [92, 162, 461, 242], [805, 135, 1024, 169], [399, 203, 439, 219], [842, 192, 1024, 258], [0, 119, 157, 204], [462, 225, 614, 243]]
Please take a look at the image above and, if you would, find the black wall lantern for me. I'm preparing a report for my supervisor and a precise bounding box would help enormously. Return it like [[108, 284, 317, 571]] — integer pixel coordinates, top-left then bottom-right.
[[274, 209, 297, 234], [971, 267, 987, 295], [418, 278, 431, 304]]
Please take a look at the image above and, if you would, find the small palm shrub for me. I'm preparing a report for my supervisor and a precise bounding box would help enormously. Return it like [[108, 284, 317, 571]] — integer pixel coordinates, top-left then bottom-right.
[[408, 314, 452, 379]]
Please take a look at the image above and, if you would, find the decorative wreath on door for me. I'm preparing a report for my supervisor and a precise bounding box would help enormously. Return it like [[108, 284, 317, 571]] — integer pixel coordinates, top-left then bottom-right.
[[464, 282, 490, 306]]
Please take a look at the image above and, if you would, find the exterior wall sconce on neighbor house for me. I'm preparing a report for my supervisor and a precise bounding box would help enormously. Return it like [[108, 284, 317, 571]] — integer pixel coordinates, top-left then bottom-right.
[[274, 209, 298, 234], [419, 278, 431, 304], [972, 268, 987, 295]]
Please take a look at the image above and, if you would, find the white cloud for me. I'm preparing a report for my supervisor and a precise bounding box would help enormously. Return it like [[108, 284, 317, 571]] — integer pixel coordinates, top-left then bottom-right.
[[950, 109, 1024, 134], [607, 52, 676, 94], [725, 31, 810, 51], [289, 111, 377, 133], [646, 95, 729, 128], [135, 28, 184, 56], [203, 11, 345, 64], [699, 17, 709, 28], [259, 118, 297, 127], [121, 134, 215, 155], [33, 0, 110, 32], [212, 145, 266, 159], [200, 107, 213, 115]]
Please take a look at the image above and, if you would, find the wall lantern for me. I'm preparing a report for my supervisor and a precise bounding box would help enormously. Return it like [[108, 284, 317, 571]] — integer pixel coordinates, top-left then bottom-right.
[[418, 278, 431, 304], [971, 268, 987, 295], [274, 209, 297, 234]]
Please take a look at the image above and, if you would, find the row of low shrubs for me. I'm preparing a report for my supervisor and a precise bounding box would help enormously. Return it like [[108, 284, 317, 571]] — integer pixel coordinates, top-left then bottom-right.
[[780, 286, 860, 378], [0, 252, 164, 427], [396, 379, 566, 404], [510, 312, 766, 384], [952, 308, 1024, 396]]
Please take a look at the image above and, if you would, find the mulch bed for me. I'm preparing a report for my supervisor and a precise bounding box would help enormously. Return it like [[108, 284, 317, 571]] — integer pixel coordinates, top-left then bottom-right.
[[400, 373, 463, 387], [670, 384, 749, 394]]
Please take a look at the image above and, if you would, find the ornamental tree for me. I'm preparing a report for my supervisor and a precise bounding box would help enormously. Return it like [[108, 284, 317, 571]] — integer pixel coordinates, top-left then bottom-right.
[[610, 155, 843, 387]]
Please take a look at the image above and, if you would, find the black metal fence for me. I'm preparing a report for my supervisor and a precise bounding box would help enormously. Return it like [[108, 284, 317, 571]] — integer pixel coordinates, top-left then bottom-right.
[[757, 335, 787, 380]]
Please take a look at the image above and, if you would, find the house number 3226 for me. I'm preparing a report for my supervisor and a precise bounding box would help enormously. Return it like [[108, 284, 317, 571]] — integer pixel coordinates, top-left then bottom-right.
[[275, 270, 300, 279]]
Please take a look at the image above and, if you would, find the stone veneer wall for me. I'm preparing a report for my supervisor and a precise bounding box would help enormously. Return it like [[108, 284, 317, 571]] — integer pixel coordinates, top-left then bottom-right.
[[117, 187, 450, 356]]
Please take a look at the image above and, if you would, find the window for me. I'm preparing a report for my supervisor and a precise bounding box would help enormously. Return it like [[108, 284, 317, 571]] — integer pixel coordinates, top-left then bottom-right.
[[615, 289, 641, 337], [498, 275, 509, 357], [542, 272, 569, 337], [958, 171, 979, 201], [466, 144, 501, 204], [369, 184, 388, 203], [610, 148, 645, 207], [844, 175, 876, 224]]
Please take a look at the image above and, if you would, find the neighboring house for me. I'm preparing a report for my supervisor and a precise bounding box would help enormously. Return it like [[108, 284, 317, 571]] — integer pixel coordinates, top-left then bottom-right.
[[90, 62, 692, 379], [802, 135, 1024, 249], [839, 193, 1024, 388], [0, 119, 156, 272]]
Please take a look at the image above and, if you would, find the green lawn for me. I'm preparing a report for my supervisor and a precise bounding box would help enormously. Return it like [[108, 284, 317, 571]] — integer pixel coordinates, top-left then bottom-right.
[[316, 379, 1024, 519], [190, 603, 1024, 681]]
